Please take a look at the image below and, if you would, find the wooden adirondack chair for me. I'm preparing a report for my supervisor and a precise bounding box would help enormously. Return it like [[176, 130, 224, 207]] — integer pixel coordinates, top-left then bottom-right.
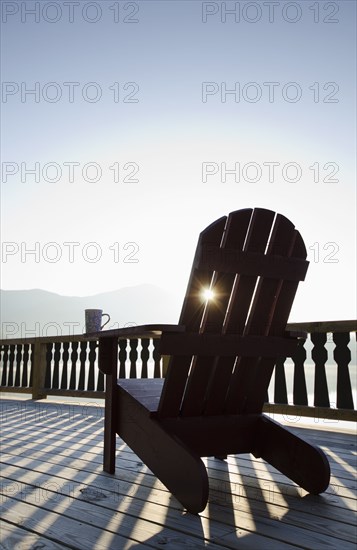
[[97, 208, 330, 514]]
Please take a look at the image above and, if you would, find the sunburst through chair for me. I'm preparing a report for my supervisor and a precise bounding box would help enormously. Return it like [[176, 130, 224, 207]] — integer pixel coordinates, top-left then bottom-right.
[[97, 208, 330, 514]]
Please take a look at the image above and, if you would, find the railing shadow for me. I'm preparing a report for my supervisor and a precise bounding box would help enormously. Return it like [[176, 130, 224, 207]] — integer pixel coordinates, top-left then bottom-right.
[[1, 396, 356, 548]]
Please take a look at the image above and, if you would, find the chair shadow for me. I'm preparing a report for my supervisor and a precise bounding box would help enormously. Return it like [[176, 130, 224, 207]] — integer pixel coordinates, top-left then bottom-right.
[[2, 397, 354, 549]]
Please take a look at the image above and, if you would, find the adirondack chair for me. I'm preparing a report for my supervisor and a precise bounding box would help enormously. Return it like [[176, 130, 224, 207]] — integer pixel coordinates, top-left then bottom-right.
[[97, 208, 330, 514]]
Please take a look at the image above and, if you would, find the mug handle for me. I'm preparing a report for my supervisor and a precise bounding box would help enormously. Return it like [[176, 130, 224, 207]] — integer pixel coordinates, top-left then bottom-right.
[[101, 313, 110, 329]]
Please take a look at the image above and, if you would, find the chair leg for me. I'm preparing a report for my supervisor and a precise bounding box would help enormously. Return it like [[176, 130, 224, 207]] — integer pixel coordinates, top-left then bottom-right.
[[100, 338, 119, 474], [103, 399, 116, 474], [125, 421, 209, 513], [253, 415, 330, 495], [103, 372, 119, 474], [118, 396, 209, 514]]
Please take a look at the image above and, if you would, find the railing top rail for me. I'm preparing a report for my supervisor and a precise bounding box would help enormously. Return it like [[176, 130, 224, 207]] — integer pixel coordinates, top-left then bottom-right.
[[0, 334, 97, 345], [0, 332, 161, 346], [0, 320, 356, 346], [286, 320, 357, 333]]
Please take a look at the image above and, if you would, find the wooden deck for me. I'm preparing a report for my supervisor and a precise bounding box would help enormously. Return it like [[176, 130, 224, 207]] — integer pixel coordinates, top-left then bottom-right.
[[1, 396, 356, 549]]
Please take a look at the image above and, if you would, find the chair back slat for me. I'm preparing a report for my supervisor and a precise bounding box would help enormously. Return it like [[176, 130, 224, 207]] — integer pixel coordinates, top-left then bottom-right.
[[180, 209, 252, 416], [203, 208, 278, 415], [157, 208, 308, 418], [225, 213, 303, 413], [158, 216, 226, 418], [242, 231, 307, 413]]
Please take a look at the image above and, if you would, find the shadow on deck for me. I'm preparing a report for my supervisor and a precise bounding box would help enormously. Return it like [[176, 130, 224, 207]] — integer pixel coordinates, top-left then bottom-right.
[[0, 396, 356, 549]]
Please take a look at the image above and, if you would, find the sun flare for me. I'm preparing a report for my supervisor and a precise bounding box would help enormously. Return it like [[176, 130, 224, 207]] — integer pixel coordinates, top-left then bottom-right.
[[202, 288, 215, 301]]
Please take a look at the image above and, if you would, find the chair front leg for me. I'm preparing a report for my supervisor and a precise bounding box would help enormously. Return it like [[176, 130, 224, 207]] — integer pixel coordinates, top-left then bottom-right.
[[99, 337, 118, 474]]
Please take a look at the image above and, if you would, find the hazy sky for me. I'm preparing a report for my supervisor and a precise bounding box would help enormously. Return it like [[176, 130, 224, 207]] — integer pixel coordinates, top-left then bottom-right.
[[1, 0, 356, 322]]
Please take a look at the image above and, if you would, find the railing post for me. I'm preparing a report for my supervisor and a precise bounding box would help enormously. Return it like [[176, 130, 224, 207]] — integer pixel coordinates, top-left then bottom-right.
[[31, 342, 48, 400]]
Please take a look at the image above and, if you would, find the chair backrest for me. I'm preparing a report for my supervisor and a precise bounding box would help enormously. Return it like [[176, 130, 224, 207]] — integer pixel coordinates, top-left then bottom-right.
[[158, 208, 308, 418]]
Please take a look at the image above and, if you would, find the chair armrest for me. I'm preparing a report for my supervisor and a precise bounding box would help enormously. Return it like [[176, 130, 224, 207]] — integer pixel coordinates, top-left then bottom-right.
[[87, 324, 186, 340], [284, 330, 308, 340]]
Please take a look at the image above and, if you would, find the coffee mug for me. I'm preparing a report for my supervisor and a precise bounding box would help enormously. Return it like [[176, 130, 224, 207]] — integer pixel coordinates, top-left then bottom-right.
[[85, 309, 111, 333]]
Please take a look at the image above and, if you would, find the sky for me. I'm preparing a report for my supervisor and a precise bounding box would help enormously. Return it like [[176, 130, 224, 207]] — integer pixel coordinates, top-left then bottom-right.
[[1, 0, 356, 323]]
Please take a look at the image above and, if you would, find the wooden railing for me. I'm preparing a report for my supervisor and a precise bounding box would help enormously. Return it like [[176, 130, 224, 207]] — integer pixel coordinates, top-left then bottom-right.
[[0, 333, 164, 400], [1, 321, 356, 421]]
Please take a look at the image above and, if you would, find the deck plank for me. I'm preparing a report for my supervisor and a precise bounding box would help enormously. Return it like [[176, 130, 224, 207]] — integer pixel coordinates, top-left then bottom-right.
[[1, 396, 356, 550], [0, 522, 69, 550], [2, 469, 355, 550], [2, 451, 355, 546], [2, 433, 355, 502]]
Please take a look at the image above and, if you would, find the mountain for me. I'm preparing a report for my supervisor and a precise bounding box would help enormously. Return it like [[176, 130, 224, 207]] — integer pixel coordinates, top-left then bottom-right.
[[0, 285, 181, 338]]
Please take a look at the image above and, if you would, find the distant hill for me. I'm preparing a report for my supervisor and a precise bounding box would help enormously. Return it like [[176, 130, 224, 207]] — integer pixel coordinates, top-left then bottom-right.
[[0, 285, 180, 338]]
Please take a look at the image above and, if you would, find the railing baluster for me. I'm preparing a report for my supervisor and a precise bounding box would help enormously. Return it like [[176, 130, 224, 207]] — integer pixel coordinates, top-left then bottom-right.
[[44, 343, 53, 388], [311, 332, 330, 407], [129, 339, 138, 378], [78, 342, 87, 390], [141, 338, 149, 378], [69, 342, 79, 390], [334, 332, 354, 409], [293, 339, 308, 405], [118, 340, 127, 378], [14, 344, 22, 386], [52, 342, 61, 389], [61, 342, 70, 389], [29, 344, 34, 387], [153, 339, 161, 378], [22, 344, 30, 387], [1, 345, 9, 386], [8, 345, 15, 386], [88, 341, 97, 390], [274, 357, 288, 404]]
